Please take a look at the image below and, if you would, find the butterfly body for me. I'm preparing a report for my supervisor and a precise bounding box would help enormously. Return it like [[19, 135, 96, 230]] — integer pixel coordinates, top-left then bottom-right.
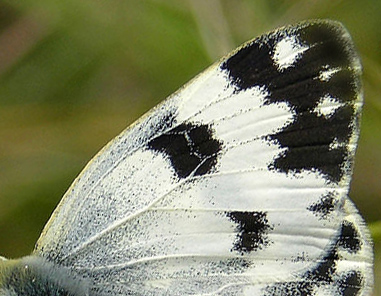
[[0, 20, 373, 295], [0, 257, 89, 295]]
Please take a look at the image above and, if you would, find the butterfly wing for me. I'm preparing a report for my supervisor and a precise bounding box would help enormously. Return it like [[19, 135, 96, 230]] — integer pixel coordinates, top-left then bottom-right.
[[34, 20, 373, 295]]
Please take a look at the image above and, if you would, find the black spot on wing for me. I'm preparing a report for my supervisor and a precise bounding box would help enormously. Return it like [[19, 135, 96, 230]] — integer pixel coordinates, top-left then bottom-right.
[[337, 271, 363, 296], [221, 23, 356, 104], [306, 247, 339, 284], [263, 248, 338, 295], [226, 211, 273, 254], [307, 192, 338, 219], [262, 224, 365, 296], [264, 281, 312, 296], [147, 123, 222, 179], [221, 22, 359, 183], [337, 221, 362, 253], [268, 105, 355, 183], [220, 38, 273, 92], [301, 24, 352, 67]]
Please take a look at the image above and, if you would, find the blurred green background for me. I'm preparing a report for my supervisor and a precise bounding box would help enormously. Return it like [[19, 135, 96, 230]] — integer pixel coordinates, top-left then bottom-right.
[[0, 0, 379, 294]]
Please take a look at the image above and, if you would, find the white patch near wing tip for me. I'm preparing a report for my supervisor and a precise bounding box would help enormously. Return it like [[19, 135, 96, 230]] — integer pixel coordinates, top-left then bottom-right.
[[319, 66, 341, 82], [329, 137, 341, 150], [272, 35, 309, 71], [314, 94, 344, 118]]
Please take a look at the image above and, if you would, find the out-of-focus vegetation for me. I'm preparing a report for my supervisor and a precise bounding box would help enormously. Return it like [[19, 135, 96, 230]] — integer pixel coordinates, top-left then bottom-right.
[[0, 0, 379, 294]]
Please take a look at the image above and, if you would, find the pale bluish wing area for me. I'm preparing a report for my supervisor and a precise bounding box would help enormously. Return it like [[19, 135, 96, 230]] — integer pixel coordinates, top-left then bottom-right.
[[34, 20, 373, 295]]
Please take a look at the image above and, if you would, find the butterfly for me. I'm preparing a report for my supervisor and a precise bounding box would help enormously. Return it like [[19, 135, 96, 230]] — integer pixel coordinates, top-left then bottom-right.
[[0, 19, 373, 296]]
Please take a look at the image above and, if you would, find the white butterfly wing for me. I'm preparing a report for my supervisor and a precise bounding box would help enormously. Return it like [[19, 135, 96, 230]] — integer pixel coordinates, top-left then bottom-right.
[[34, 20, 373, 295]]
